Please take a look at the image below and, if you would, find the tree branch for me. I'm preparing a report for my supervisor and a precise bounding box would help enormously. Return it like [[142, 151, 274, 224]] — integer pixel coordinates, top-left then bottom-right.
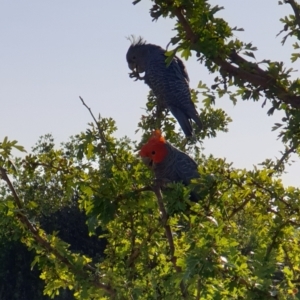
[[196, 275, 204, 300], [79, 96, 123, 171], [153, 184, 175, 256], [228, 197, 252, 219], [274, 145, 297, 171], [264, 223, 287, 262], [171, 6, 300, 108], [227, 178, 254, 219], [153, 183, 188, 299], [252, 179, 300, 222], [0, 166, 115, 297], [285, 0, 300, 30]]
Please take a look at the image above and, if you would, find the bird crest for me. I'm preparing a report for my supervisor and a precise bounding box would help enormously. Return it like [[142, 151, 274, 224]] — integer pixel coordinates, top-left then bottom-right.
[[126, 35, 146, 47], [151, 129, 165, 143]]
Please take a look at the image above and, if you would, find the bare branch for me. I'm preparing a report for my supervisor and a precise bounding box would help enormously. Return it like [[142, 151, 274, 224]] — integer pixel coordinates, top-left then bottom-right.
[[79, 96, 107, 145]]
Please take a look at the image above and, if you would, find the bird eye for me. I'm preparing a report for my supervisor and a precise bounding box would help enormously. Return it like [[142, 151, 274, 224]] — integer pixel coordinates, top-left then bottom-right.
[[132, 56, 136, 60], [151, 151, 156, 155]]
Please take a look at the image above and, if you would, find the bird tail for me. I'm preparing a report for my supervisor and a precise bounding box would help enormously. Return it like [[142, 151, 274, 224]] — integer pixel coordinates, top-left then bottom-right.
[[190, 111, 203, 131], [169, 107, 193, 137]]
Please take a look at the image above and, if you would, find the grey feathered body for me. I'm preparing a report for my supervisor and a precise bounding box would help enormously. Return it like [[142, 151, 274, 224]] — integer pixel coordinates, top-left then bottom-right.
[[153, 142, 200, 201], [153, 142, 199, 185]]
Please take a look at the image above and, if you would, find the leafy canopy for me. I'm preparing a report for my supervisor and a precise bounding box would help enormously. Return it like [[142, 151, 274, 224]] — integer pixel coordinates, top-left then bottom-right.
[[1, 1, 300, 299]]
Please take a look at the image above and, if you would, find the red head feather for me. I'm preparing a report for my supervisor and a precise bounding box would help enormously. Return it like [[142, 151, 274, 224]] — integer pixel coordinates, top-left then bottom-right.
[[139, 130, 168, 163]]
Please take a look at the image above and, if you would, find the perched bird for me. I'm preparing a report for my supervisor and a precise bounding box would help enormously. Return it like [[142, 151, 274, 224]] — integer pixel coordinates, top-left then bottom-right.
[[126, 36, 203, 137], [139, 130, 200, 202]]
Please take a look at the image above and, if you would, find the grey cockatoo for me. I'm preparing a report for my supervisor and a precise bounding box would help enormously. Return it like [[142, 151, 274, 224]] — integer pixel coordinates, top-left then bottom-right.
[[140, 130, 200, 202], [126, 37, 203, 137]]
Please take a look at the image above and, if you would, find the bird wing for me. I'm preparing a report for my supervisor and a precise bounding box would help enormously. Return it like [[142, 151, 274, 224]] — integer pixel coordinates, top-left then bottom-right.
[[175, 150, 199, 185], [173, 56, 190, 83]]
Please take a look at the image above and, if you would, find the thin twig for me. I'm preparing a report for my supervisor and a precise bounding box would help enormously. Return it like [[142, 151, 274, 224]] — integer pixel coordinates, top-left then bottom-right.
[[274, 145, 297, 171], [227, 178, 253, 219], [79, 96, 123, 171], [229, 198, 252, 219], [153, 183, 175, 256], [249, 180, 300, 227], [79, 96, 107, 145]]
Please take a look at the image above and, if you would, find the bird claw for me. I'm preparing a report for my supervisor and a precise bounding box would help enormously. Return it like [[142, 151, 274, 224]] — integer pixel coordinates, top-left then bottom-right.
[[129, 71, 145, 81], [129, 72, 137, 78]]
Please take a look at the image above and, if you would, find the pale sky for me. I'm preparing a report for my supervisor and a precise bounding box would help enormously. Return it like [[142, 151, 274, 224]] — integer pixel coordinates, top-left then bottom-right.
[[0, 1, 298, 186]]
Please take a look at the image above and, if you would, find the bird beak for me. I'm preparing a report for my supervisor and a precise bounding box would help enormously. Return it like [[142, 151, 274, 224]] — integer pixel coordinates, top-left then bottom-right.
[[141, 156, 153, 168], [128, 63, 135, 71]]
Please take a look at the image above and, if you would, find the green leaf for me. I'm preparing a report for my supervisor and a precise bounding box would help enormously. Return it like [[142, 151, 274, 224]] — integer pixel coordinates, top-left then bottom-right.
[[243, 51, 256, 59]]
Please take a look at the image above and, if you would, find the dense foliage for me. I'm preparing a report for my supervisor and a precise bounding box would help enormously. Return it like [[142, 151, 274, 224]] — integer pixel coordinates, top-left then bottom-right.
[[1, 1, 300, 299]]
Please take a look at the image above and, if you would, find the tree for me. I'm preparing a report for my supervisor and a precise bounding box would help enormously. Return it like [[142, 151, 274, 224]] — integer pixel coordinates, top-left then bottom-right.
[[1, 0, 300, 299]]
